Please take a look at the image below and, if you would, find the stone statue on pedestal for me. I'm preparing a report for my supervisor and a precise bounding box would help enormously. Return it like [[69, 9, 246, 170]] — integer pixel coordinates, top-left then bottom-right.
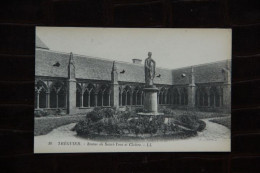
[[144, 52, 156, 86]]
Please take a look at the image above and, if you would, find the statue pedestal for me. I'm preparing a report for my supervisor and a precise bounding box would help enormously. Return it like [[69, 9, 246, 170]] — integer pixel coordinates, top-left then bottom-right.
[[137, 86, 164, 116]]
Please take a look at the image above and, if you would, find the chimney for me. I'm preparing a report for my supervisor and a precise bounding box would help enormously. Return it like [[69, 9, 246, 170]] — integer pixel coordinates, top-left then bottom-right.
[[132, 59, 142, 64]]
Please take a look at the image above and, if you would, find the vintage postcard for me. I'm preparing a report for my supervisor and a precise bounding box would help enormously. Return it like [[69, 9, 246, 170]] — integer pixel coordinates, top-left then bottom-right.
[[34, 27, 231, 153]]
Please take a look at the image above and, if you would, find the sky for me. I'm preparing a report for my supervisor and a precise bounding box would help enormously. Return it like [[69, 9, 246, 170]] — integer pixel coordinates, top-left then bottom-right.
[[36, 27, 231, 69]]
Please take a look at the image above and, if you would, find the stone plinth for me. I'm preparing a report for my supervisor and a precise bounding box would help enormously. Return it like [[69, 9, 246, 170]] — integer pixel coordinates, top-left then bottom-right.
[[137, 86, 164, 116], [143, 87, 159, 113]]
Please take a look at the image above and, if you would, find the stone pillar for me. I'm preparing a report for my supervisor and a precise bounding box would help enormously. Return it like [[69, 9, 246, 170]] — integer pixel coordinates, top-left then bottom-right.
[[80, 92, 83, 108], [188, 67, 196, 108], [95, 93, 98, 107], [222, 63, 231, 113], [67, 79, 77, 114], [36, 91, 40, 109], [67, 52, 77, 114], [46, 92, 50, 108], [110, 61, 119, 108], [143, 87, 159, 113]]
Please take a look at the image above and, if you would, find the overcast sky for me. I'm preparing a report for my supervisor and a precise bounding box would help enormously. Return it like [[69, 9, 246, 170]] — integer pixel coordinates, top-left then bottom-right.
[[36, 27, 231, 69]]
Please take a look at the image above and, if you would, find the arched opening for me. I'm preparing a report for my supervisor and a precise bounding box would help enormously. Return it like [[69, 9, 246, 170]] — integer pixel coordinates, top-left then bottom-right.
[[122, 90, 126, 106], [210, 87, 221, 107], [97, 85, 110, 107], [173, 88, 179, 105], [76, 84, 81, 107], [49, 81, 66, 108], [58, 88, 66, 108], [180, 88, 188, 105], [76, 89, 81, 107], [84, 84, 95, 107], [83, 91, 89, 107], [119, 88, 122, 106], [122, 86, 131, 106], [103, 89, 110, 106], [50, 89, 57, 108], [35, 81, 48, 109], [133, 87, 141, 105], [196, 87, 208, 107], [167, 89, 172, 104]]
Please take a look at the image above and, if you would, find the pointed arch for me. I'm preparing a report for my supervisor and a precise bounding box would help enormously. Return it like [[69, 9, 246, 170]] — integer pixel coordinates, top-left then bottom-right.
[[133, 86, 141, 105], [196, 87, 208, 107], [210, 86, 221, 107], [35, 80, 48, 109], [83, 83, 96, 107], [76, 83, 81, 107], [122, 85, 132, 106], [49, 81, 66, 108], [98, 85, 110, 107]]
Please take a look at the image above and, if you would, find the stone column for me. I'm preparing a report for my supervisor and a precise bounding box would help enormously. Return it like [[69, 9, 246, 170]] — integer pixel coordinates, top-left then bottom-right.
[[67, 52, 77, 114], [110, 61, 119, 108], [80, 92, 83, 107], [223, 84, 231, 112], [222, 61, 231, 112], [46, 91, 50, 108], [67, 79, 77, 114], [188, 67, 196, 108], [36, 91, 40, 109], [95, 93, 98, 107]]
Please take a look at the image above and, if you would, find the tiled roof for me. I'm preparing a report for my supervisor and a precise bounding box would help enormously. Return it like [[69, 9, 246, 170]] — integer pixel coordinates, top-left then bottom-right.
[[172, 60, 230, 84], [36, 35, 49, 50], [35, 49, 173, 85]]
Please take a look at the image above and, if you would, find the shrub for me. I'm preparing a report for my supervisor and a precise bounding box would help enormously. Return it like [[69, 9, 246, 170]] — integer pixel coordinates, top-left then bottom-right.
[[135, 107, 144, 113], [174, 113, 199, 130], [86, 107, 117, 122], [34, 109, 49, 117], [55, 108, 63, 116], [197, 120, 206, 132], [158, 108, 172, 115]]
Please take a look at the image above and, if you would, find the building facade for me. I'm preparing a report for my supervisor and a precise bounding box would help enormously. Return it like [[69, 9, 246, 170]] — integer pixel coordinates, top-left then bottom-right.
[[35, 36, 231, 114]]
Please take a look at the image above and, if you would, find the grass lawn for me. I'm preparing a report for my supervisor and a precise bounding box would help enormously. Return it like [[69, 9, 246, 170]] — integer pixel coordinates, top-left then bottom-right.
[[209, 116, 231, 129], [34, 115, 85, 136]]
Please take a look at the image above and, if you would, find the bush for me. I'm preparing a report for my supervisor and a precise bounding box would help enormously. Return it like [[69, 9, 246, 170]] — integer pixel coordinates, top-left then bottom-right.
[[158, 108, 172, 115], [135, 107, 144, 113], [197, 120, 206, 132], [174, 113, 199, 130], [86, 107, 116, 122], [34, 109, 49, 117]]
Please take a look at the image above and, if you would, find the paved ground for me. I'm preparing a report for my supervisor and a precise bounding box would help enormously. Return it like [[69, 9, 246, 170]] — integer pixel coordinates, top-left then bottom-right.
[[34, 118, 230, 152]]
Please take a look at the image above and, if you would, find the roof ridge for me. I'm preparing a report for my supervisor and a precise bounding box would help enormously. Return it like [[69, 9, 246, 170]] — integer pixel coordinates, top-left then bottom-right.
[[36, 49, 173, 70], [172, 59, 230, 71]]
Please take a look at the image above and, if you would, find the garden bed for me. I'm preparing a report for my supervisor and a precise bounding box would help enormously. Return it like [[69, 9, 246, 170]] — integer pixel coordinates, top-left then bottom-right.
[[74, 107, 206, 140]]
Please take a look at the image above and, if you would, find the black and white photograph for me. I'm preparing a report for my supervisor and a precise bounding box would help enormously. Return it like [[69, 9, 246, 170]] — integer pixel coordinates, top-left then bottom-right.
[[34, 27, 231, 153]]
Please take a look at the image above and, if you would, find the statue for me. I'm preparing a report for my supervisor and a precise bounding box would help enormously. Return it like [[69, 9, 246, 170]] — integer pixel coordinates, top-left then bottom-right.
[[144, 52, 156, 86]]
